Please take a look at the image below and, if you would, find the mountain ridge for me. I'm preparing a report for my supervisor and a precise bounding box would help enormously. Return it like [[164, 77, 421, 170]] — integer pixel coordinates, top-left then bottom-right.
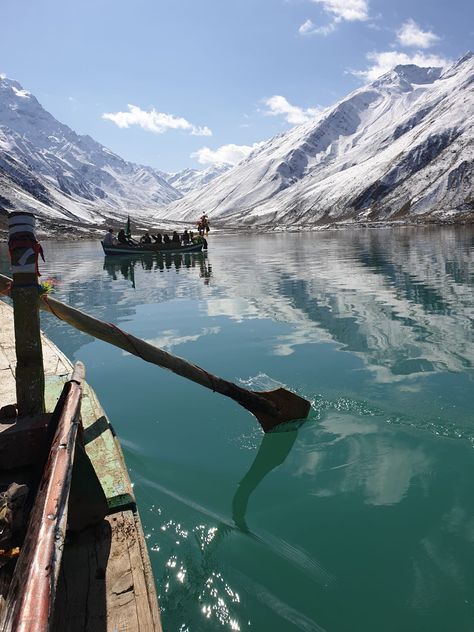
[[159, 52, 474, 227], [1, 54, 473, 232], [0, 76, 183, 229]]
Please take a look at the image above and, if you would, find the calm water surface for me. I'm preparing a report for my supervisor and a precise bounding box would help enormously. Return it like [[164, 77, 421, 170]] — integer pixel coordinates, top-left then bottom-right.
[[2, 227, 474, 632]]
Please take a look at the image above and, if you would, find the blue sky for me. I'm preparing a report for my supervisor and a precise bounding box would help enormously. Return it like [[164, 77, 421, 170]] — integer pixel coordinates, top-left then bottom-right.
[[1, 0, 472, 172]]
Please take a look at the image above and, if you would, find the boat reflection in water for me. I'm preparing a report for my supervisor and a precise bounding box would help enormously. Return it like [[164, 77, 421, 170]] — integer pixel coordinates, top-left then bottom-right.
[[103, 252, 211, 287]]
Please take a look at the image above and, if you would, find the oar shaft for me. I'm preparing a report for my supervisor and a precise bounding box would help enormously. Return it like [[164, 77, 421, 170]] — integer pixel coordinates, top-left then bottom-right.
[[0, 273, 277, 417]]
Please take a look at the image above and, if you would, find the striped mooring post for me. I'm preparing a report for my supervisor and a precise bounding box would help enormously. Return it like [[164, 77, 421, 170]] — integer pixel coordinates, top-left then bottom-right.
[[8, 211, 45, 417]]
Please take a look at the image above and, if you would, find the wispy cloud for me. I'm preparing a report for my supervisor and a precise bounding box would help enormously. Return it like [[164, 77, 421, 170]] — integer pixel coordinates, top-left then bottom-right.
[[144, 327, 220, 352], [312, 0, 369, 23], [191, 143, 261, 166], [397, 19, 440, 49], [298, 18, 336, 36], [301, 0, 369, 37], [102, 104, 212, 136], [353, 50, 449, 82], [263, 95, 321, 125]]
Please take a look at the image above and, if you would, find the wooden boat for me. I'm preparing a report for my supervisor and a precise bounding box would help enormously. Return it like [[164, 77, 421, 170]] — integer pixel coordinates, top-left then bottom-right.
[[102, 240, 206, 256], [0, 300, 161, 631]]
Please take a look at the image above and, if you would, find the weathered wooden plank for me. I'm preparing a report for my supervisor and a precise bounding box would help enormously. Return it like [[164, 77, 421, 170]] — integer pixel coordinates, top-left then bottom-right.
[[44, 375, 135, 510], [105, 511, 141, 630], [0, 299, 69, 409], [51, 519, 108, 632], [132, 512, 162, 632], [81, 385, 135, 510], [53, 511, 160, 632]]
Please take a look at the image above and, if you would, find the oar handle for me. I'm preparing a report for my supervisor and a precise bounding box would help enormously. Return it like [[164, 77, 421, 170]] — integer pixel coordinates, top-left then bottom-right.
[[0, 273, 305, 430], [31, 281, 279, 416]]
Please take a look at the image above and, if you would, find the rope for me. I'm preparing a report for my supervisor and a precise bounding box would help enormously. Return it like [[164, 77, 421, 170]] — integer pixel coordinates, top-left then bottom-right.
[[42, 295, 62, 321], [0, 281, 12, 296], [108, 322, 148, 361], [200, 368, 218, 392]]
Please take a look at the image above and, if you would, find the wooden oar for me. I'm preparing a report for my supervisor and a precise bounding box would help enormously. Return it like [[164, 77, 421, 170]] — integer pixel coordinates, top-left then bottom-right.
[[0, 273, 310, 431]]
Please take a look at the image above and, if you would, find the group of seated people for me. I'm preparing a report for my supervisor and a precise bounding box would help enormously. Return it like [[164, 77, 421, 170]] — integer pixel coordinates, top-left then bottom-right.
[[139, 229, 194, 245], [103, 228, 195, 247]]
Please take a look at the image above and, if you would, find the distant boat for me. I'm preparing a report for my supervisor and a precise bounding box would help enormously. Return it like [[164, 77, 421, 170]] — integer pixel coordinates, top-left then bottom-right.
[[101, 240, 206, 256]]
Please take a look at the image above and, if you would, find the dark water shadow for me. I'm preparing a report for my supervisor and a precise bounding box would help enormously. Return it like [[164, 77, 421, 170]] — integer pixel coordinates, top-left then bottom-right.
[[232, 430, 298, 531]]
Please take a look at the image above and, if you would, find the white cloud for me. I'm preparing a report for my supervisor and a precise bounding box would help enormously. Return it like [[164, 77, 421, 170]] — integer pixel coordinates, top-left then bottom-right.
[[298, 18, 336, 36], [102, 104, 212, 136], [397, 19, 440, 49], [191, 143, 261, 166], [312, 0, 369, 22], [299, 18, 315, 34], [263, 95, 321, 125], [354, 50, 449, 83], [144, 327, 220, 352]]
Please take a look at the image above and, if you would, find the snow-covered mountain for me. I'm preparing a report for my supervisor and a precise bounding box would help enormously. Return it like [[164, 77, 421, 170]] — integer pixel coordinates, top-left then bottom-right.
[[0, 77, 182, 231], [165, 164, 231, 194], [160, 53, 474, 226]]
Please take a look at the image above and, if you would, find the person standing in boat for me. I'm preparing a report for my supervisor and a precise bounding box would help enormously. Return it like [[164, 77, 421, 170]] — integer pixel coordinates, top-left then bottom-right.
[[198, 214, 210, 236], [103, 228, 117, 246], [163, 233, 171, 244], [172, 231, 180, 244], [152, 232, 163, 244], [182, 230, 190, 244], [140, 232, 152, 244]]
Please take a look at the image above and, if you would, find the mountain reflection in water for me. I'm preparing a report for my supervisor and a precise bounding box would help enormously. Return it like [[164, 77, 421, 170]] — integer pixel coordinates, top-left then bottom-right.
[[1, 226, 474, 632]]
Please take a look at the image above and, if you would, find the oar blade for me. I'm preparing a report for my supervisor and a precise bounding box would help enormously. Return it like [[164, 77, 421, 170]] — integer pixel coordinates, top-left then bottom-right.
[[248, 388, 311, 432]]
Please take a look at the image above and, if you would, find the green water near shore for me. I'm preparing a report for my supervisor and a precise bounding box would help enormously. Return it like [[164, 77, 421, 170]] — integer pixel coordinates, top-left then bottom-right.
[[2, 226, 474, 631]]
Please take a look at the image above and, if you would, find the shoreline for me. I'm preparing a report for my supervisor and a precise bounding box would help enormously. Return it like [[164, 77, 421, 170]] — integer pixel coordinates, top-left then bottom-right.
[[1, 213, 473, 241]]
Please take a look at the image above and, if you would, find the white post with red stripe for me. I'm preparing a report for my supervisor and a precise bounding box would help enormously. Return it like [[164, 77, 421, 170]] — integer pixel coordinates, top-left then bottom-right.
[[8, 211, 45, 417]]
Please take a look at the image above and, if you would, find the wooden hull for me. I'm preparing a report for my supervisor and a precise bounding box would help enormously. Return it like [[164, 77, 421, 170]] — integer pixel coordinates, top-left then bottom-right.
[[102, 241, 204, 255], [0, 301, 161, 631]]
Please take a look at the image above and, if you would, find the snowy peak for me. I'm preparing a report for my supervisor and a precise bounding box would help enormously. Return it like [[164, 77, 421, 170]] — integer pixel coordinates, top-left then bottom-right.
[[0, 76, 182, 227], [159, 54, 474, 226], [392, 64, 441, 85], [441, 50, 474, 80]]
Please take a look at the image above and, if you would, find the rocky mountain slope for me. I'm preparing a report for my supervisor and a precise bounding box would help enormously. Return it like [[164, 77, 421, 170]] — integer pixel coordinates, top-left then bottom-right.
[[165, 164, 231, 195], [0, 77, 183, 232], [160, 53, 474, 227]]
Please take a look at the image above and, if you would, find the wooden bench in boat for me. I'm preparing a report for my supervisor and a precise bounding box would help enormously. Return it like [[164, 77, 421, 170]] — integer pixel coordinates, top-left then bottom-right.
[[0, 300, 161, 631]]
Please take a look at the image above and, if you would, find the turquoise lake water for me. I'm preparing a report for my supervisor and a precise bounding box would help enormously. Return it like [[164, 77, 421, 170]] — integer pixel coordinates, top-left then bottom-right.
[[1, 227, 474, 631]]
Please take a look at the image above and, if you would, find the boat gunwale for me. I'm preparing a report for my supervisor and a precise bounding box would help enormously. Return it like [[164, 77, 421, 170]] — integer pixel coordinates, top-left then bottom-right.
[[101, 241, 205, 256]]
